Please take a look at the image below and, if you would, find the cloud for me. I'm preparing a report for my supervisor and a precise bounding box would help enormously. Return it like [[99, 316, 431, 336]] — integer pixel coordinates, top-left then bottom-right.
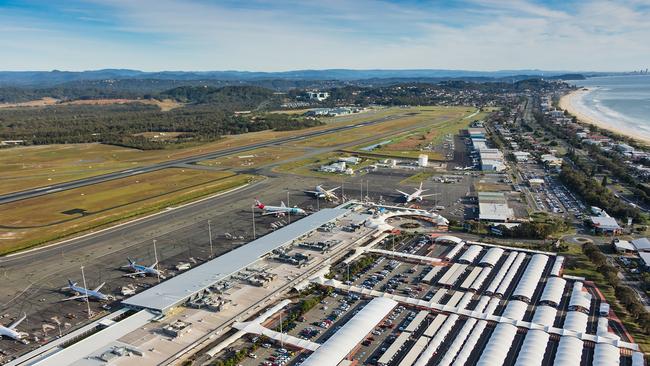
[[0, 0, 649, 71]]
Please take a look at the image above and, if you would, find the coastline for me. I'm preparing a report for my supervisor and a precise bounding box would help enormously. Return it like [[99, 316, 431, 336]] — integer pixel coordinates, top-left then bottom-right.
[[559, 89, 650, 145]]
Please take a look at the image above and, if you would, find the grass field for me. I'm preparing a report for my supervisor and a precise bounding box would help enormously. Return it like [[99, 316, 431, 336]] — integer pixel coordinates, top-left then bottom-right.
[[197, 146, 308, 169], [286, 106, 473, 148], [0, 107, 427, 194], [351, 109, 488, 159], [0, 168, 257, 255]]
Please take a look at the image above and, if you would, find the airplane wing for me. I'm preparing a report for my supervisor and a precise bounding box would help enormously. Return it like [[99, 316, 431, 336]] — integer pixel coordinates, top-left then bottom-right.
[[396, 190, 409, 196], [93, 282, 106, 292], [8, 313, 26, 329], [123, 271, 145, 278], [328, 186, 341, 192], [261, 211, 280, 216], [60, 294, 88, 302], [304, 190, 319, 195]]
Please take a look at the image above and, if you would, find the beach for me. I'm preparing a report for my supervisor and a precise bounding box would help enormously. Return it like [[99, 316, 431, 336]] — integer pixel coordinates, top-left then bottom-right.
[[559, 88, 650, 145]]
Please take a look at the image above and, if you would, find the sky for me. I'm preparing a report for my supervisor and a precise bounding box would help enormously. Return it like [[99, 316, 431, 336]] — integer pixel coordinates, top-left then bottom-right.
[[0, 0, 649, 72]]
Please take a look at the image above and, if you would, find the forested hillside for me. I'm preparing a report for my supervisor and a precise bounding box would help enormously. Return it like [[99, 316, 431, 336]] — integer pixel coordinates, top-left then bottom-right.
[[0, 85, 321, 149]]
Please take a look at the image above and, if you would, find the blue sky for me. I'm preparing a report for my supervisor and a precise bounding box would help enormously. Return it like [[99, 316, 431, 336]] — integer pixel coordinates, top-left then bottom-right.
[[1, 0, 649, 71]]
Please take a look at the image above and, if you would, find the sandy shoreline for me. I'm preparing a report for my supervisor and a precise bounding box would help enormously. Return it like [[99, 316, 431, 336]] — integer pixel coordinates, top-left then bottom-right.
[[559, 89, 650, 145]]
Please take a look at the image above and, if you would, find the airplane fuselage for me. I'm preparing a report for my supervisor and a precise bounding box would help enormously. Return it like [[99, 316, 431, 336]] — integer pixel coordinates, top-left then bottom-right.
[[0, 326, 27, 342], [69, 284, 108, 301]]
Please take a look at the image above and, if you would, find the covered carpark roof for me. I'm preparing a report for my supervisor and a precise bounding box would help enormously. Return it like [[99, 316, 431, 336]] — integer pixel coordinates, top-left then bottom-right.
[[302, 297, 397, 366]]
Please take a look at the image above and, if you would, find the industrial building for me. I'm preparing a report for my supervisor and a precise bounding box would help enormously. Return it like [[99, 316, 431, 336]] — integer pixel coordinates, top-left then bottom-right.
[[478, 191, 515, 222]]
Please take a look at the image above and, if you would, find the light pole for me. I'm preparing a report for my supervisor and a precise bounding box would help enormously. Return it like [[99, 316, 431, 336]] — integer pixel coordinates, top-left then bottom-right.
[[251, 205, 256, 239], [80, 266, 92, 319], [347, 263, 350, 283], [208, 220, 213, 258], [287, 190, 291, 224], [153, 239, 160, 283], [360, 180, 363, 201]]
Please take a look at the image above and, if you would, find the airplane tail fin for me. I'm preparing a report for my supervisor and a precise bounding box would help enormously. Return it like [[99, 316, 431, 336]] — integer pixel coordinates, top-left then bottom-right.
[[281, 201, 286, 207], [67, 279, 76, 288], [254, 199, 264, 209], [128, 257, 135, 265], [9, 313, 27, 329], [419, 182, 423, 190]]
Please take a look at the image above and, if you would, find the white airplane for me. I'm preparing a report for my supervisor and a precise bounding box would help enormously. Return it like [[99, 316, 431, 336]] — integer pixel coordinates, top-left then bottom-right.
[[396, 182, 438, 203], [0, 313, 28, 343], [61, 280, 111, 302], [121, 258, 165, 279], [254, 199, 307, 216], [304, 185, 340, 201]]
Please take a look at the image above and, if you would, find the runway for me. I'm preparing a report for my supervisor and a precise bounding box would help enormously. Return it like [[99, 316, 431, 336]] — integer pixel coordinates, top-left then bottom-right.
[[0, 115, 401, 205]]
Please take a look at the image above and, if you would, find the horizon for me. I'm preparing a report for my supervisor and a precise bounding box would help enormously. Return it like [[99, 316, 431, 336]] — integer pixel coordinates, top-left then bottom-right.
[[1, 0, 649, 72], [0, 67, 622, 73]]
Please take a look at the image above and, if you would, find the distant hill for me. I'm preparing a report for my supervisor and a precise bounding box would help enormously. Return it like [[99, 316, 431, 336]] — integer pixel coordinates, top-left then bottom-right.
[[0, 68, 608, 87]]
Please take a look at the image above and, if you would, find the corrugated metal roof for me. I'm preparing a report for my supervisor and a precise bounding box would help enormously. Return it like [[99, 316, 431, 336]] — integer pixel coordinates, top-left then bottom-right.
[[123, 208, 349, 312]]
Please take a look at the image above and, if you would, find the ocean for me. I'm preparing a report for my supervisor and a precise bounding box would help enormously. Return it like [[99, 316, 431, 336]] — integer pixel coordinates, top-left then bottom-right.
[[571, 75, 650, 138]]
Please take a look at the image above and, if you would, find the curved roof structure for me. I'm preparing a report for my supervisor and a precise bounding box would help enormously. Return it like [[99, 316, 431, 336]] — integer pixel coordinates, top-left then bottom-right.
[[434, 235, 463, 244], [495, 252, 527, 296], [501, 300, 528, 321], [562, 311, 589, 333], [365, 209, 449, 232], [479, 247, 504, 267], [632, 352, 645, 366], [302, 297, 397, 366], [593, 342, 620, 366], [485, 251, 518, 294], [540, 277, 566, 306], [549, 256, 564, 277], [476, 323, 518, 366], [513, 254, 549, 302], [458, 245, 483, 264], [531, 305, 557, 327], [469, 267, 493, 291], [413, 314, 459, 366], [568, 282, 592, 311], [554, 336, 583, 366], [514, 329, 549, 366]]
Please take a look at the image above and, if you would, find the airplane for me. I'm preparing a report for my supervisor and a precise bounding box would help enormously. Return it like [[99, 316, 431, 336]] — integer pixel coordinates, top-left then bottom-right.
[[121, 258, 165, 279], [396, 182, 438, 203], [254, 199, 307, 216], [304, 185, 340, 201], [60, 280, 111, 302], [0, 313, 29, 343]]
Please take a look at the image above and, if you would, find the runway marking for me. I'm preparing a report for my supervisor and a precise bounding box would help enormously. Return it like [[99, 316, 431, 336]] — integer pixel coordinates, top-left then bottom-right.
[[2, 179, 264, 260]]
